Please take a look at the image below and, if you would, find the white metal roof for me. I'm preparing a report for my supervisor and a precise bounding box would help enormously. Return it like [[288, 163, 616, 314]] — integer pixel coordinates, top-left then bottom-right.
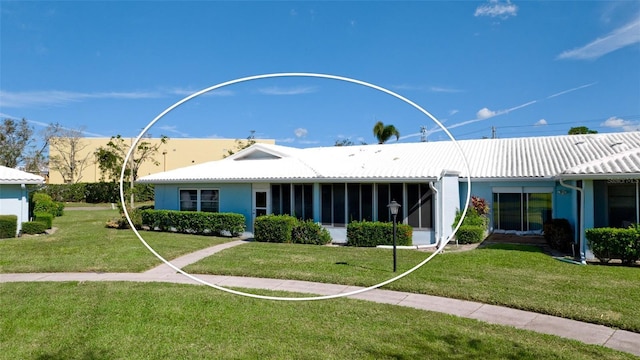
[[0, 166, 45, 185], [138, 132, 640, 184], [560, 147, 640, 179]]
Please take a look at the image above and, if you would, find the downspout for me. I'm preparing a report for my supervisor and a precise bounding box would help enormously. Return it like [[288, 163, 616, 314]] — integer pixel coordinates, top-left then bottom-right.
[[20, 184, 26, 237], [429, 181, 440, 248], [559, 178, 586, 264]]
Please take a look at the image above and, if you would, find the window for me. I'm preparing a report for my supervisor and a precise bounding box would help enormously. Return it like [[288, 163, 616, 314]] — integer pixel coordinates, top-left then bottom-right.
[[492, 188, 552, 231], [607, 180, 639, 227], [179, 189, 219, 212], [271, 183, 313, 220], [407, 183, 433, 229]]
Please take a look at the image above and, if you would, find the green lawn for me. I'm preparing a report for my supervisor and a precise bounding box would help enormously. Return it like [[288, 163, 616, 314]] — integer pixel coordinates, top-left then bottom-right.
[[0, 209, 233, 273], [0, 282, 634, 360], [184, 242, 640, 332]]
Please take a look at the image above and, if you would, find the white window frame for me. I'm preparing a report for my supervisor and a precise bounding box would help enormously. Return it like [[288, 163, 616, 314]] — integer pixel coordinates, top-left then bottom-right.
[[179, 188, 220, 212]]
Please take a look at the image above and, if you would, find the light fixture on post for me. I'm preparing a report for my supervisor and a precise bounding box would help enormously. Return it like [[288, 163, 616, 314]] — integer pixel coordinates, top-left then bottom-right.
[[387, 200, 401, 272]]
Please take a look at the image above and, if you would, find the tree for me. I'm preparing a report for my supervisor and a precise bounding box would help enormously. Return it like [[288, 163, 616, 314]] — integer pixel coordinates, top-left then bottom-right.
[[223, 130, 257, 158], [0, 118, 34, 168], [373, 121, 400, 144], [46, 123, 91, 183], [568, 126, 598, 135], [94, 135, 169, 183], [334, 138, 367, 146]]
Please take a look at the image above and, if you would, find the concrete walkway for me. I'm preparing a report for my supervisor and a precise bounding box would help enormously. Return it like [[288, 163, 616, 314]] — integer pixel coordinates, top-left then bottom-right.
[[1, 240, 638, 357]]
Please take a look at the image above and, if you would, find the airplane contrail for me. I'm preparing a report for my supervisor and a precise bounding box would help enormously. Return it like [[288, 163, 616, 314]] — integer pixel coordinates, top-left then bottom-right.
[[0, 112, 106, 137], [409, 83, 598, 139]]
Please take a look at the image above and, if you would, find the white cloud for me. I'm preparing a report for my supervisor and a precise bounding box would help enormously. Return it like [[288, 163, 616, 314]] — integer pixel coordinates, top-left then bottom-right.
[[601, 116, 640, 131], [429, 86, 463, 93], [0, 89, 158, 108], [474, 0, 518, 19], [449, 109, 459, 116], [278, 137, 295, 143], [169, 88, 235, 97], [534, 119, 548, 126], [557, 16, 640, 60], [258, 86, 317, 95], [294, 128, 308, 138], [476, 107, 497, 119]]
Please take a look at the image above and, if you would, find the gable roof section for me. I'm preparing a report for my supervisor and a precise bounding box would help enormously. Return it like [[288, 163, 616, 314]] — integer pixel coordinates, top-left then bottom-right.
[[560, 147, 640, 179], [0, 166, 45, 185], [138, 132, 640, 184]]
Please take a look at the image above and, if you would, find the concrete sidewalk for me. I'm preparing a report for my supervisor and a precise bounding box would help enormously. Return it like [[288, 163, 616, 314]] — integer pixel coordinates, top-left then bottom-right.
[[1, 240, 638, 357]]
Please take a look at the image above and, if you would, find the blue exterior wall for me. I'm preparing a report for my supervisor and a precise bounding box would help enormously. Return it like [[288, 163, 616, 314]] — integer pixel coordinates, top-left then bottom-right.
[[0, 184, 29, 236]]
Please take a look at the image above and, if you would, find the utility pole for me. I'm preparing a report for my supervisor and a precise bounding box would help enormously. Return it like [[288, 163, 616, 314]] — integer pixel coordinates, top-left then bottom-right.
[[420, 126, 427, 142], [491, 126, 497, 139]]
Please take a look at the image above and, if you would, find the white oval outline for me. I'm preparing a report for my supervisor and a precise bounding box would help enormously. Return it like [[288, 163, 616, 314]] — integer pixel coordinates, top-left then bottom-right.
[[121, 72, 472, 301]]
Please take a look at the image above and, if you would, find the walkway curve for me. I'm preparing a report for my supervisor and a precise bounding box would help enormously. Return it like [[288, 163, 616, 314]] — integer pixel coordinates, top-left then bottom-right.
[[1, 240, 638, 357]]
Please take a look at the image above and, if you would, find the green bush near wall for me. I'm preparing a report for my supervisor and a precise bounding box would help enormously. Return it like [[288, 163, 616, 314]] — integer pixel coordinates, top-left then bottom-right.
[[254, 215, 298, 243], [586, 227, 640, 265], [0, 215, 18, 239], [32, 193, 64, 217], [140, 210, 245, 237], [21, 221, 48, 235], [254, 215, 332, 245], [346, 221, 412, 247], [291, 219, 332, 245], [34, 213, 54, 229], [455, 225, 485, 244]]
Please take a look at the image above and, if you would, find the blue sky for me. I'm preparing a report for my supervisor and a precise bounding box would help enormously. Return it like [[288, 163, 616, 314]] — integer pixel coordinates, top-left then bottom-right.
[[1, 1, 639, 147]]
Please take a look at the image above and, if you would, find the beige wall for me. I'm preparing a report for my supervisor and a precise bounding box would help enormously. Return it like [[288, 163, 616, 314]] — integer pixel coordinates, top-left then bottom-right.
[[47, 137, 275, 184]]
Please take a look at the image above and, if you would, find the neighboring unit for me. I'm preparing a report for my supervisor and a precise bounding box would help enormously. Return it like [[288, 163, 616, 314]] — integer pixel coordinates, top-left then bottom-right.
[[0, 166, 45, 236], [138, 132, 640, 261]]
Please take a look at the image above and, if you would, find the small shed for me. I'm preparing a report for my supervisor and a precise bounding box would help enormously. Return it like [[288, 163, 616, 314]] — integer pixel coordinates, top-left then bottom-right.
[[0, 166, 45, 236]]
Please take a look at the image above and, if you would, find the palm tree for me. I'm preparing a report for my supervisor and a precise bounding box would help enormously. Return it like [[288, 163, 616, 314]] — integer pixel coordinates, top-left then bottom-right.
[[373, 121, 400, 144]]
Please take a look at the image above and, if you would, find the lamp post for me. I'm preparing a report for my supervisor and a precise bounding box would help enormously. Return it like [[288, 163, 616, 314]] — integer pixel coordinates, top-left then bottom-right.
[[387, 200, 401, 272], [162, 151, 167, 171]]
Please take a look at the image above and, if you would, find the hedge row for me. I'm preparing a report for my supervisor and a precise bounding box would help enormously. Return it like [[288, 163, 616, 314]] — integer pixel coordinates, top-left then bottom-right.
[[39, 182, 154, 203], [346, 221, 412, 247], [140, 210, 245, 237], [254, 215, 331, 245], [586, 227, 640, 265], [0, 215, 17, 239], [21, 221, 48, 235]]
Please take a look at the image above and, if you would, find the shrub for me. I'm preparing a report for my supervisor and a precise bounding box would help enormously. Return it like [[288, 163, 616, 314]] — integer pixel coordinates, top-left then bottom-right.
[[85, 182, 119, 203], [346, 221, 412, 247], [32, 192, 64, 217], [452, 207, 488, 229], [254, 215, 297, 243], [586, 227, 640, 265], [34, 213, 54, 229], [455, 225, 485, 244], [140, 210, 245, 237], [543, 219, 574, 252], [291, 220, 332, 245], [21, 221, 48, 235], [0, 215, 18, 239]]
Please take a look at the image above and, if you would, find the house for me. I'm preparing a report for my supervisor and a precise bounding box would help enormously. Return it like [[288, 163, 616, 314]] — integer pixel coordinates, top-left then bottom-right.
[[138, 132, 640, 261], [0, 166, 45, 236]]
